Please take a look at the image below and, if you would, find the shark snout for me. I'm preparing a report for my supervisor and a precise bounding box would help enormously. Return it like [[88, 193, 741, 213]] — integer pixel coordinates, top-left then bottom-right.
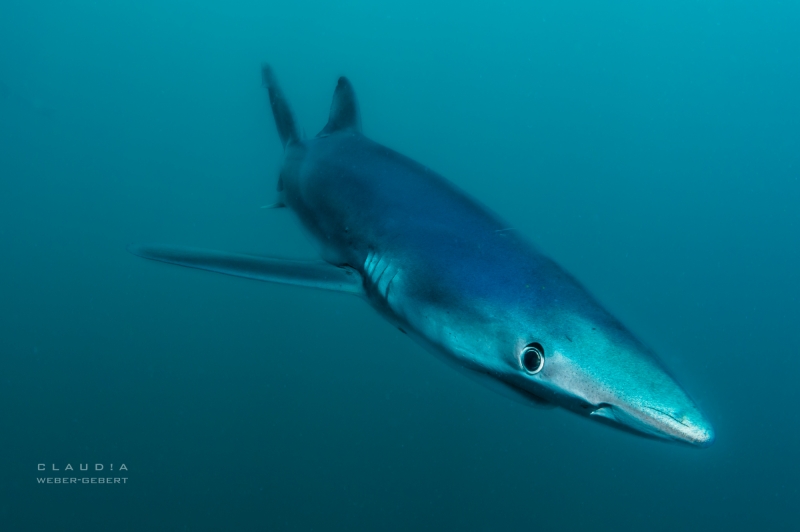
[[591, 402, 715, 447]]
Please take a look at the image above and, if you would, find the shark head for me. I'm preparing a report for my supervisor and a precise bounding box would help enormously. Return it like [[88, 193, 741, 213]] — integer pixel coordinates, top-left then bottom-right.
[[501, 309, 715, 447], [472, 261, 717, 447], [420, 251, 715, 448]]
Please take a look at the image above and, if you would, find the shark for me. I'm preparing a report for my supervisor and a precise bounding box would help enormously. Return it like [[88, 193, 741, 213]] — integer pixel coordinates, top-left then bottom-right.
[[130, 66, 714, 447]]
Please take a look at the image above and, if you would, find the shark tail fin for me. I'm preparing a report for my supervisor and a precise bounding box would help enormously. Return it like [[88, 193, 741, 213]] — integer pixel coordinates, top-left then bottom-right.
[[319, 76, 361, 136], [262, 64, 300, 148]]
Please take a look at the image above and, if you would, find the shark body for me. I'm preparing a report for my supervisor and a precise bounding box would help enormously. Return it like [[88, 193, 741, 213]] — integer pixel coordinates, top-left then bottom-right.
[[131, 66, 714, 446]]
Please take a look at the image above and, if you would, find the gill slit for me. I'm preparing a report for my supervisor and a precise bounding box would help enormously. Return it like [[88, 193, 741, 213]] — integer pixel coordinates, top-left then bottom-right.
[[364, 249, 399, 302]]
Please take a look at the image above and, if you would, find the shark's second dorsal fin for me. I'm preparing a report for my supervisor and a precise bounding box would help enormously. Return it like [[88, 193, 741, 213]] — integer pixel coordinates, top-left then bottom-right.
[[262, 65, 300, 148], [319, 76, 361, 136]]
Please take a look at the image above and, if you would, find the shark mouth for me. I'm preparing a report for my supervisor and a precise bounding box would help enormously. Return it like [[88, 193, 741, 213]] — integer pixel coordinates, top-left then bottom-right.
[[590, 403, 714, 447]]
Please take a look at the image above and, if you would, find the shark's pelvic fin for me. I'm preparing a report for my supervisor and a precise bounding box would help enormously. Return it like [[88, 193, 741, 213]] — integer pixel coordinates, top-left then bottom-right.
[[128, 244, 363, 295], [319, 76, 361, 136], [261, 64, 300, 148]]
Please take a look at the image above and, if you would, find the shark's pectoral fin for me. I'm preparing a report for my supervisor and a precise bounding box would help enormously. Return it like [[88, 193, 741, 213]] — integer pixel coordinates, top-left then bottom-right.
[[128, 244, 363, 295]]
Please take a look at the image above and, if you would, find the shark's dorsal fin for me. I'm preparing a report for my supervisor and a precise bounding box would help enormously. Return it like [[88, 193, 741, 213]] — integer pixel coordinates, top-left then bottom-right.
[[319, 76, 361, 136], [262, 65, 300, 148]]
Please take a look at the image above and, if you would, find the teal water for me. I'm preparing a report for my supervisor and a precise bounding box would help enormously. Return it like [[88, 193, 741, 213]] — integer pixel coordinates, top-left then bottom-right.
[[1, 0, 798, 530]]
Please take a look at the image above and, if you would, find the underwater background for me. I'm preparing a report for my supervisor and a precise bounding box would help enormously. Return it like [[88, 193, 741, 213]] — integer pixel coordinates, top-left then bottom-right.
[[1, 0, 798, 530]]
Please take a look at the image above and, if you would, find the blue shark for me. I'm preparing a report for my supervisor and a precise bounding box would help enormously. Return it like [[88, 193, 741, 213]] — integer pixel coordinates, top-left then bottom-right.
[[130, 66, 714, 447]]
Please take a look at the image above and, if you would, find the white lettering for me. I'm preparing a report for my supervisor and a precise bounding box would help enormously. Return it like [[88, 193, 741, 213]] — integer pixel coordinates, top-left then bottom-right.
[[51, 464, 59, 471], [65, 464, 73, 471], [38, 464, 45, 471], [119, 464, 128, 471], [80, 464, 88, 471], [95, 464, 103, 471]]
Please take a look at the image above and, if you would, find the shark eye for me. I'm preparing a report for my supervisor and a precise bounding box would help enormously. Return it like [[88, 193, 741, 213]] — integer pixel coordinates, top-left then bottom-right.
[[521, 343, 545, 374]]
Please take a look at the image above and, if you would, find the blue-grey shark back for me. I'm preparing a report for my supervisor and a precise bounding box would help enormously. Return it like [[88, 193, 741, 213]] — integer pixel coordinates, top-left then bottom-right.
[[130, 65, 714, 447]]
